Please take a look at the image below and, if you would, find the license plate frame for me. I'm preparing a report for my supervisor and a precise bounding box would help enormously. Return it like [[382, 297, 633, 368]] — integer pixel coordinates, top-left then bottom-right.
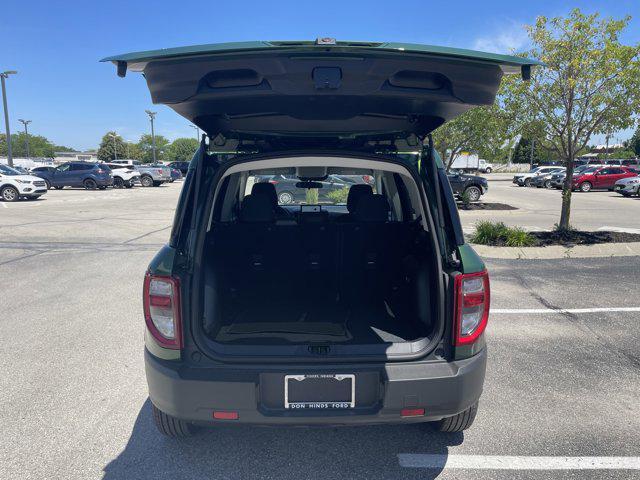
[[284, 374, 355, 410]]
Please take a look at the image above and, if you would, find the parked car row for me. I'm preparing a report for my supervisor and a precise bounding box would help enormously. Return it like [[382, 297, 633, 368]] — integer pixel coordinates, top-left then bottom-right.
[[513, 164, 640, 197], [1, 160, 184, 202]]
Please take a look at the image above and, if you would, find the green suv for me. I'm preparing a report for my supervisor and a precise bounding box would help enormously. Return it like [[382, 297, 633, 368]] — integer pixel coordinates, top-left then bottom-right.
[[103, 40, 539, 437]]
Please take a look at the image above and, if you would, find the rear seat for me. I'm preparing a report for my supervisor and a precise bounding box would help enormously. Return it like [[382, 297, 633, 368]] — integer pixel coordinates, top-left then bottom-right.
[[211, 192, 412, 304]]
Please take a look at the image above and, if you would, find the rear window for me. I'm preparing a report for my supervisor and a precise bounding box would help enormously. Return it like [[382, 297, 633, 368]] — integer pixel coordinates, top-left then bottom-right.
[[98, 164, 112, 172]]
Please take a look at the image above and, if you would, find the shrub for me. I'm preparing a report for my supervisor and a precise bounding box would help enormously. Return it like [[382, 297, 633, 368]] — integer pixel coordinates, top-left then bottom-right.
[[470, 221, 536, 247], [305, 188, 319, 204], [326, 187, 349, 204], [504, 227, 536, 247]]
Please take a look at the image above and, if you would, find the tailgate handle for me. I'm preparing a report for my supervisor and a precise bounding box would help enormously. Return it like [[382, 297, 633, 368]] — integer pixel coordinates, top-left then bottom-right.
[[313, 67, 342, 90]]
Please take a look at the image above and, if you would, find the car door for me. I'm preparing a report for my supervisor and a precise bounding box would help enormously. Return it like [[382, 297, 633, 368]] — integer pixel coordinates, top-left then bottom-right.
[[67, 163, 87, 186], [593, 168, 614, 188], [608, 167, 630, 186], [52, 163, 72, 186], [446, 172, 465, 194]]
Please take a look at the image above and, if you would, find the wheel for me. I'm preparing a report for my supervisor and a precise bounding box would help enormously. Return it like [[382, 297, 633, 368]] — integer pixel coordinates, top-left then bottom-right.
[[579, 181, 592, 192], [436, 402, 478, 432], [485, 167, 492, 174], [83, 178, 97, 190], [125, 183, 133, 189], [113, 177, 125, 189], [524, 178, 532, 187], [544, 180, 552, 189], [278, 191, 294, 204], [140, 175, 154, 187], [151, 404, 194, 437], [54, 186, 64, 190], [98, 186, 107, 190], [44, 180, 51, 190], [463, 186, 482, 202], [1, 185, 19, 202]]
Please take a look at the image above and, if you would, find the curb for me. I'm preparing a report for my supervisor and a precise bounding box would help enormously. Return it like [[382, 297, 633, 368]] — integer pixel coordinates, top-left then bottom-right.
[[471, 241, 640, 259]]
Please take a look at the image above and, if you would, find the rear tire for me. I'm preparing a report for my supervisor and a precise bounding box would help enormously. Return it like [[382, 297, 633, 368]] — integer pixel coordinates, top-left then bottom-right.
[[278, 191, 294, 204], [151, 404, 194, 437], [84, 178, 97, 190], [436, 402, 478, 432], [463, 186, 482, 202], [54, 186, 64, 190], [44, 180, 51, 190], [141, 175, 153, 187]]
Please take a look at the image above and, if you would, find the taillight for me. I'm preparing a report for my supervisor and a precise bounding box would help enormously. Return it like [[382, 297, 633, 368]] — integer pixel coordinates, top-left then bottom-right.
[[97, 169, 105, 174], [454, 270, 490, 346], [157, 169, 163, 175], [143, 273, 182, 349], [268, 180, 279, 184]]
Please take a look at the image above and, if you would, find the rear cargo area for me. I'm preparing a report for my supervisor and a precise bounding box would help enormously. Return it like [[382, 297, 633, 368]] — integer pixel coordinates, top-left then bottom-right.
[[202, 216, 436, 348]]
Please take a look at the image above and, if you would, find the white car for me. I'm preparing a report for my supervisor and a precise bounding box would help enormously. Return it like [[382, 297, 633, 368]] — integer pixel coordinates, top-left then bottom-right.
[[105, 163, 141, 188], [613, 175, 640, 197], [512, 166, 565, 187], [0, 163, 49, 202]]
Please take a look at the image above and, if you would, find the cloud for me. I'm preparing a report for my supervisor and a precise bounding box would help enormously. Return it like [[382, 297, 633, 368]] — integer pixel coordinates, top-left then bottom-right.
[[472, 21, 529, 54]]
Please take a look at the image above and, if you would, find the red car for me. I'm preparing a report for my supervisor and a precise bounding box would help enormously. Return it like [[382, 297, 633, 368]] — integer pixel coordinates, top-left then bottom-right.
[[572, 166, 638, 192]]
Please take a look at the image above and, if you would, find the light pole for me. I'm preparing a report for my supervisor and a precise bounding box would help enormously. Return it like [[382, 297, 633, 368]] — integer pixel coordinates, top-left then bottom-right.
[[1, 70, 18, 167], [145, 110, 157, 163], [18, 119, 31, 158], [189, 124, 199, 140], [108, 133, 118, 160]]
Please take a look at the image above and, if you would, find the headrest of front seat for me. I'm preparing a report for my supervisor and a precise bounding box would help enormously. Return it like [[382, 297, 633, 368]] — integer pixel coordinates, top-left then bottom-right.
[[346, 184, 373, 213], [239, 194, 275, 223], [354, 194, 390, 222], [252, 182, 278, 207]]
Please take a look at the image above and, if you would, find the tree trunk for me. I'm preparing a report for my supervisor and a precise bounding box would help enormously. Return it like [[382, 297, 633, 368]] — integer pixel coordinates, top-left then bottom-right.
[[559, 156, 574, 230]]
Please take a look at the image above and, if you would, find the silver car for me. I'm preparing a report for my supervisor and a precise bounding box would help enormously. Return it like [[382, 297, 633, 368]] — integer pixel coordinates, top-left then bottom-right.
[[614, 175, 640, 197]]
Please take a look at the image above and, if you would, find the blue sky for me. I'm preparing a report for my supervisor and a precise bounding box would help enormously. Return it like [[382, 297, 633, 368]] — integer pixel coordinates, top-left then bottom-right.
[[1, 0, 639, 151]]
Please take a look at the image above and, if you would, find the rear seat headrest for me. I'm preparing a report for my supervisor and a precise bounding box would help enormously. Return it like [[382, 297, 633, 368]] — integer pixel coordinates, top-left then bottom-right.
[[239, 194, 276, 223], [354, 194, 390, 222], [346, 184, 373, 213], [252, 182, 278, 207]]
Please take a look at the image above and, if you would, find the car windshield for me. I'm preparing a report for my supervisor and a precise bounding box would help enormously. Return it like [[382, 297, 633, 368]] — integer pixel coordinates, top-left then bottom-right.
[[247, 169, 377, 207], [0, 164, 21, 175]]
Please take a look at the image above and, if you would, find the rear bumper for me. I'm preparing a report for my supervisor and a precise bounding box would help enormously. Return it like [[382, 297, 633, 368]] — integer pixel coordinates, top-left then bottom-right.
[[145, 347, 487, 425]]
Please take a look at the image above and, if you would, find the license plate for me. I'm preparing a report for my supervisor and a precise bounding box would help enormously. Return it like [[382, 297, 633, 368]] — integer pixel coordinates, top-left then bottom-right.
[[284, 374, 355, 409]]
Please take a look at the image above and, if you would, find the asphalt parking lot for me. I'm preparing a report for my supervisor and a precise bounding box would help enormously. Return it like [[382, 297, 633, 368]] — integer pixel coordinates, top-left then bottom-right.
[[459, 173, 640, 233], [2, 182, 640, 479]]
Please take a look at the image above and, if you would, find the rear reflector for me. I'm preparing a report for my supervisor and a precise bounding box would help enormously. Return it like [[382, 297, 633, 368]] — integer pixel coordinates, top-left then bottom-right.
[[401, 408, 425, 417], [213, 411, 239, 420]]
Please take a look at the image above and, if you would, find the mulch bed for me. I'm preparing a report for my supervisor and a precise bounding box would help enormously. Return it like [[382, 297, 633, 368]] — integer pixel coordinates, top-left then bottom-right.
[[458, 202, 518, 211], [532, 230, 640, 247]]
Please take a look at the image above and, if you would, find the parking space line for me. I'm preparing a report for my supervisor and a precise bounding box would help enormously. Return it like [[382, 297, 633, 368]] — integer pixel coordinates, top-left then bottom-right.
[[398, 454, 640, 470], [491, 307, 640, 314]]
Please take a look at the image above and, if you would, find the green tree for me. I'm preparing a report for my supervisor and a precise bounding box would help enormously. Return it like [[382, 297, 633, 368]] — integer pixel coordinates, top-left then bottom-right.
[[630, 126, 640, 156], [138, 134, 170, 163], [433, 105, 509, 169], [511, 137, 553, 164], [97, 132, 127, 161], [505, 9, 640, 229], [0, 132, 57, 158], [165, 137, 199, 162]]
